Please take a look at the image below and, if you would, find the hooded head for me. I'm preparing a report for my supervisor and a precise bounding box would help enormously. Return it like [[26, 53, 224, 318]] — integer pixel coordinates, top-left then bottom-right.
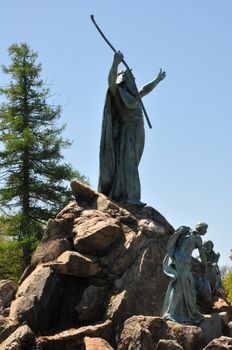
[[203, 240, 214, 252], [116, 69, 137, 94], [195, 222, 208, 236]]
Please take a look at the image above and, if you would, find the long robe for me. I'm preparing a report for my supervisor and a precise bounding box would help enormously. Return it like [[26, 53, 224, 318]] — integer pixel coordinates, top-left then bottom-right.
[[162, 227, 204, 325], [98, 84, 145, 203]]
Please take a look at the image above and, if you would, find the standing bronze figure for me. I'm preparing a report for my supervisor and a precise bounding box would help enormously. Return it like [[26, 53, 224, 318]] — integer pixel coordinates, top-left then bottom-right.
[[98, 51, 165, 205], [162, 223, 208, 325]]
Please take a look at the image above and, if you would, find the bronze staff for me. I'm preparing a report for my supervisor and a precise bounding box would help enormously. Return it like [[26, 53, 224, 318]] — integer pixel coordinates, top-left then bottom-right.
[[90, 14, 152, 129]]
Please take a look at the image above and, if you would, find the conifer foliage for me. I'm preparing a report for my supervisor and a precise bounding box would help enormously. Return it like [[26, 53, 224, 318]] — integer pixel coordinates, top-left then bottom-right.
[[222, 251, 232, 303], [0, 43, 87, 269]]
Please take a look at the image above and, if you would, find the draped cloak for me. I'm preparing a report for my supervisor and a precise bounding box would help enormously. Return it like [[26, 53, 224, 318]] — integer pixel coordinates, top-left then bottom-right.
[[98, 84, 145, 203], [162, 227, 204, 325]]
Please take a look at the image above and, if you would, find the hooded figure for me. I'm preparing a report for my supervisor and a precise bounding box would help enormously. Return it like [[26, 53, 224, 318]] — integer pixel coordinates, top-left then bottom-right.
[[162, 223, 208, 325], [98, 51, 166, 205]]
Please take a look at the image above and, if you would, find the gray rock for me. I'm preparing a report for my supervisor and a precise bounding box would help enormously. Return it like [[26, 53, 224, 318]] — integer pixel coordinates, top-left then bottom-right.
[[167, 321, 204, 350], [124, 326, 153, 350], [100, 224, 149, 277], [107, 291, 127, 326], [36, 319, 113, 349], [49, 250, 101, 277], [76, 285, 107, 321], [84, 336, 114, 350], [200, 314, 224, 347], [213, 298, 232, 320], [0, 280, 18, 313], [42, 217, 74, 242], [71, 179, 98, 204], [96, 193, 137, 223], [55, 200, 83, 220], [1, 307, 10, 317], [157, 339, 184, 350], [219, 312, 229, 327], [106, 238, 169, 327], [1, 340, 20, 350], [138, 218, 166, 236], [73, 210, 122, 254], [0, 324, 34, 350], [36, 201, 83, 246], [227, 321, 232, 337], [120, 205, 174, 233], [203, 336, 232, 349], [9, 265, 64, 331], [19, 202, 83, 283], [58, 276, 88, 326], [118, 316, 168, 349], [0, 316, 19, 343], [5, 183, 175, 346], [31, 237, 72, 266]]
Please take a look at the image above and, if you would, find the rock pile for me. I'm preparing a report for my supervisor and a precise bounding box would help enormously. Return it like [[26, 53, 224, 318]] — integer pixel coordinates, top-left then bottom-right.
[[0, 181, 231, 350]]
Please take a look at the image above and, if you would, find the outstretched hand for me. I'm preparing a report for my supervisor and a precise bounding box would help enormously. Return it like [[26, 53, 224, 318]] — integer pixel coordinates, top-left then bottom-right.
[[157, 68, 166, 81]]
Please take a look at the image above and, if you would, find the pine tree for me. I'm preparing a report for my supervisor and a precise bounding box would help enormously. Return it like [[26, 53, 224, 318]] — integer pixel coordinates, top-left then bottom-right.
[[0, 43, 88, 269]]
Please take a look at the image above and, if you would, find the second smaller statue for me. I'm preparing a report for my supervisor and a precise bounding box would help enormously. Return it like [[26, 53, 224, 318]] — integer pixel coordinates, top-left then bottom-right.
[[162, 223, 208, 325], [202, 240, 224, 298]]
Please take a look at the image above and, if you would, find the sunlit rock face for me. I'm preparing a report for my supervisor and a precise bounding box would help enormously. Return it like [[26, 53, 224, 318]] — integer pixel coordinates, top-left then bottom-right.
[[1, 181, 231, 349]]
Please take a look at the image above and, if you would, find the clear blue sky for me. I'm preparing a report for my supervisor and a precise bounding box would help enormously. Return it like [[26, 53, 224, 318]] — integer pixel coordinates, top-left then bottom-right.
[[0, 1, 231, 266]]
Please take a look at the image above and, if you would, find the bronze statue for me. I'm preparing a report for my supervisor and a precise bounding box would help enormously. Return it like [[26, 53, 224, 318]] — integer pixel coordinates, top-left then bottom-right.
[[202, 240, 224, 297], [98, 51, 165, 205], [162, 223, 208, 325]]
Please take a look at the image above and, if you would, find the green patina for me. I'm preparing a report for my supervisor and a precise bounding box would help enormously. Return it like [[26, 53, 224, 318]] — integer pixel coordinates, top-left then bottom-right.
[[98, 51, 165, 205], [162, 223, 208, 325]]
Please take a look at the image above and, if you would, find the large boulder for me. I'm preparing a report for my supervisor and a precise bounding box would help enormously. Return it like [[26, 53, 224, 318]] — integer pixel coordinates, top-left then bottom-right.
[[213, 298, 232, 320], [0, 316, 19, 343], [73, 210, 122, 254], [0, 280, 18, 315], [31, 181, 173, 333], [166, 321, 204, 350], [157, 339, 184, 350], [106, 233, 170, 328], [0, 324, 35, 350], [203, 336, 232, 349], [71, 179, 98, 203], [76, 285, 108, 322], [1, 181, 231, 350], [118, 316, 168, 349], [227, 321, 232, 337], [0, 181, 183, 349], [49, 250, 101, 277], [200, 314, 225, 347], [118, 315, 206, 350], [31, 237, 72, 266], [36, 319, 113, 350], [84, 336, 114, 350], [9, 265, 64, 331], [118, 313, 232, 350]]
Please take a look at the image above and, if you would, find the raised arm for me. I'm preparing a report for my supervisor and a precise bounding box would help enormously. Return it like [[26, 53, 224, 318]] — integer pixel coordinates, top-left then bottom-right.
[[139, 69, 166, 98], [108, 51, 124, 95]]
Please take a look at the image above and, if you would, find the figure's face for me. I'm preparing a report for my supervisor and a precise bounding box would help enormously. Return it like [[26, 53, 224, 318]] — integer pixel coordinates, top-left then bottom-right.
[[122, 70, 137, 93], [195, 223, 208, 236], [198, 226, 207, 235], [204, 241, 213, 252], [123, 71, 132, 83]]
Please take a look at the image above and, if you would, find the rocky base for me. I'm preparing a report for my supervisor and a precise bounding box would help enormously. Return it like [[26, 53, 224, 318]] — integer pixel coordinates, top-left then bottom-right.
[[117, 312, 232, 350], [0, 181, 231, 349]]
